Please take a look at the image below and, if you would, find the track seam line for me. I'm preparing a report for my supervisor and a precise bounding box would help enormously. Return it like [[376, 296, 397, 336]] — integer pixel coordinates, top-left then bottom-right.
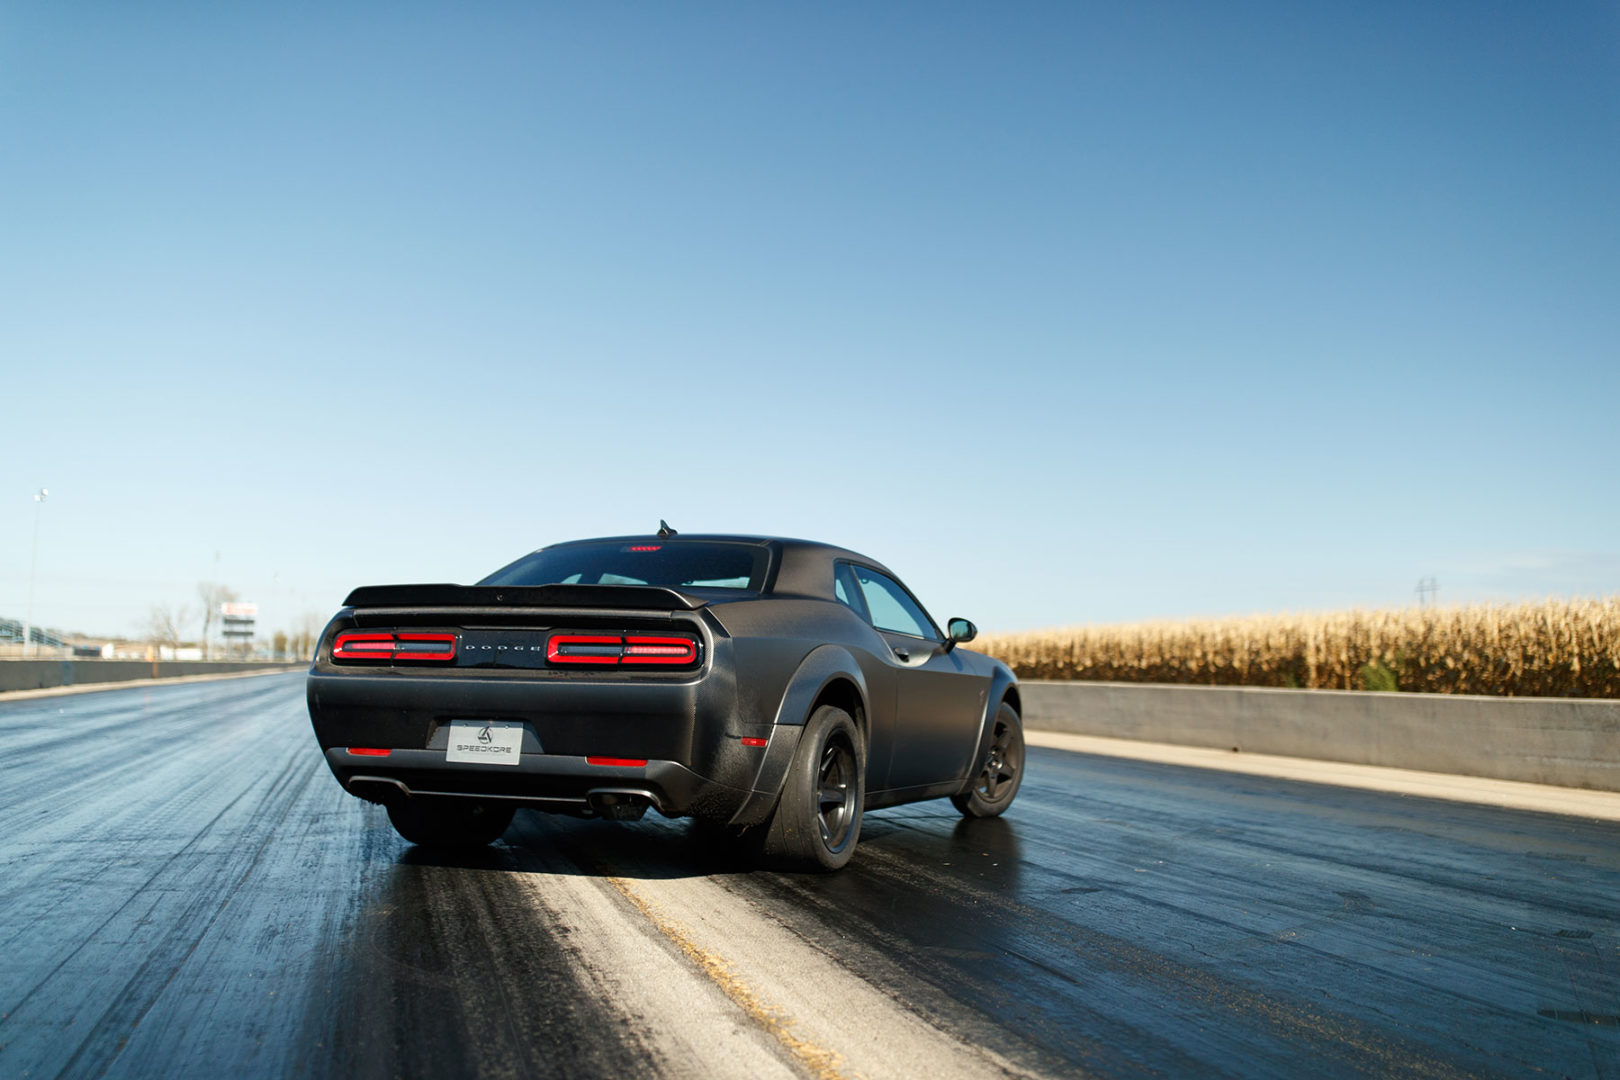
[[605, 876, 857, 1080]]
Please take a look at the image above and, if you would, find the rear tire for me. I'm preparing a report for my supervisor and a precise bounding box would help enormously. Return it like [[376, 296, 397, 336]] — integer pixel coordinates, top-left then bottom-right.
[[759, 705, 864, 871], [386, 797, 515, 849], [952, 701, 1025, 818]]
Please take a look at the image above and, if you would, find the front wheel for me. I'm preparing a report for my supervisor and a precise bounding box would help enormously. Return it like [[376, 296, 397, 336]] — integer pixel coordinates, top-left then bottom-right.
[[952, 701, 1025, 818], [759, 704, 865, 871], [386, 797, 515, 849]]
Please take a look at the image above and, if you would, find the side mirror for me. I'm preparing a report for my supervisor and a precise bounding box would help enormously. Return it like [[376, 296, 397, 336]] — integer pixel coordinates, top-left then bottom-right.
[[944, 617, 977, 652]]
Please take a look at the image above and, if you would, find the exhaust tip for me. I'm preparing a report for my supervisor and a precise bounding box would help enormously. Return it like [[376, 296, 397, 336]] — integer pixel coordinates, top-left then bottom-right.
[[587, 789, 653, 821], [347, 775, 411, 804]]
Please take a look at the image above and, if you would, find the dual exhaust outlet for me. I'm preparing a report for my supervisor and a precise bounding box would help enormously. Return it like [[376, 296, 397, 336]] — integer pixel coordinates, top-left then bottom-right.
[[345, 774, 658, 821]]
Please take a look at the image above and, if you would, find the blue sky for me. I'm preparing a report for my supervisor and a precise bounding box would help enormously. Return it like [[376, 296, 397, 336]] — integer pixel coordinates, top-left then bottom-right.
[[2, 2, 1616, 638]]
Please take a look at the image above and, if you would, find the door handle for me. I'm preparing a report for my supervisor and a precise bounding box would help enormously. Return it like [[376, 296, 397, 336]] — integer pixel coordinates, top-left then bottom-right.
[[892, 647, 910, 662]]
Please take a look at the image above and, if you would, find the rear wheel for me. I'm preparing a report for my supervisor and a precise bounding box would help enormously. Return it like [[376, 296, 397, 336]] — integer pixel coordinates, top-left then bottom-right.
[[952, 701, 1024, 818], [759, 704, 864, 871], [386, 797, 515, 849]]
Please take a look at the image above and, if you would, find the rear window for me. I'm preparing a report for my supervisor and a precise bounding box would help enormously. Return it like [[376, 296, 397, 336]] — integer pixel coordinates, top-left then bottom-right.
[[479, 541, 769, 592]]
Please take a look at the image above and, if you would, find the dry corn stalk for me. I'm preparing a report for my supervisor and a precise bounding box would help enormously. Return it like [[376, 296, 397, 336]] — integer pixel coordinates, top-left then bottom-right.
[[974, 598, 1619, 698]]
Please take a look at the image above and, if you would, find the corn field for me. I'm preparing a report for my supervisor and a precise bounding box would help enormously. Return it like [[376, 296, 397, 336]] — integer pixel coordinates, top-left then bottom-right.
[[974, 597, 1620, 698]]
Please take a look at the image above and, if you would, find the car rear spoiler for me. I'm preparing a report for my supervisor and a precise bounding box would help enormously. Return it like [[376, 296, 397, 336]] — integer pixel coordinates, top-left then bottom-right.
[[342, 583, 709, 611]]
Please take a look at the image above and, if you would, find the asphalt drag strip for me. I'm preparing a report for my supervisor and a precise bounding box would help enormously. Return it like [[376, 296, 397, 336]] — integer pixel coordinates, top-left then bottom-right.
[[503, 815, 1043, 1080], [2, 674, 1617, 1079], [303, 809, 1046, 1080]]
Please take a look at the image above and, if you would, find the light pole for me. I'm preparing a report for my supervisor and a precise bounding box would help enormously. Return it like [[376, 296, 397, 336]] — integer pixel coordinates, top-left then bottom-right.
[[22, 488, 47, 658], [208, 550, 220, 660]]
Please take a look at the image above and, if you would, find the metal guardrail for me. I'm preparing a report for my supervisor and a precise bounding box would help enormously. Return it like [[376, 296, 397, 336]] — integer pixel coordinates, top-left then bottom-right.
[[0, 659, 306, 694]]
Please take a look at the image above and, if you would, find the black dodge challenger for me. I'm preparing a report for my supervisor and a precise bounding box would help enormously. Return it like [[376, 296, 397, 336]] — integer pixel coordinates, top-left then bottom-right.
[[306, 530, 1025, 870]]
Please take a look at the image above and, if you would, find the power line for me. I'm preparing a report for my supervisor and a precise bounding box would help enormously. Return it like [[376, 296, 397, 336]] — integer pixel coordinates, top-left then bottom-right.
[[1415, 576, 1439, 608]]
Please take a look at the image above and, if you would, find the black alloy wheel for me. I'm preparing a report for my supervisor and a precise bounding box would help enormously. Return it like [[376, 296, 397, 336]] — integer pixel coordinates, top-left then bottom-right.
[[952, 701, 1025, 818], [816, 733, 858, 851], [759, 704, 865, 871]]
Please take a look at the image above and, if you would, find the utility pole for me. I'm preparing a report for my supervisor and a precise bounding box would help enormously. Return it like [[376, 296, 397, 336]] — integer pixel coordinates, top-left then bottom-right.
[[1415, 576, 1438, 608], [22, 488, 47, 658]]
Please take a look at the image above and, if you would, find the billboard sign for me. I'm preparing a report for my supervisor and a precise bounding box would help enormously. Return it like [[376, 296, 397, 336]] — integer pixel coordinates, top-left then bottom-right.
[[221, 601, 258, 639]]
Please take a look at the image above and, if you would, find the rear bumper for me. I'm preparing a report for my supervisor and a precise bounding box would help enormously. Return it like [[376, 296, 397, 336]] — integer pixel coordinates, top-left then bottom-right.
[[326, 748, 748, 819], [307, 667, 799, 824]]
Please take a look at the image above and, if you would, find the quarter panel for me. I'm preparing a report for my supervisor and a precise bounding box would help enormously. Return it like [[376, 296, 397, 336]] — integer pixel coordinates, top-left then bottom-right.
[[955, 651, 1019, 795]]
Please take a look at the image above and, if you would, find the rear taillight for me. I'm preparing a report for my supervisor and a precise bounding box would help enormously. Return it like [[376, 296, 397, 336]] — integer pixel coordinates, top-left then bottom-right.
[[621, 635, 699, 665], [333, 631, 457, 663], [547, 633, 699, 667]]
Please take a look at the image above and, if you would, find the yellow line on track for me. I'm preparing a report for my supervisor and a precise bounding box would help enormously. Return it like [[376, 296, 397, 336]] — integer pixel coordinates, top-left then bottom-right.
[[607, 876, 854, 1080]]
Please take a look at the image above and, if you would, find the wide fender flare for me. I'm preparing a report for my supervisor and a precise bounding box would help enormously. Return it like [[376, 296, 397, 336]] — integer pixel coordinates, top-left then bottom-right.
[[770, 644, 870, 731], [959, 662, 1019, 794], [727, 645, 870, 827]]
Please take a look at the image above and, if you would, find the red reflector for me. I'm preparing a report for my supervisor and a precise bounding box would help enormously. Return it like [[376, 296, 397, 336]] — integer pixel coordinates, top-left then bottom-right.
[[586, 757, 648, 767], [348, 747, 392, 757], [333, 632, 457, 663], [740, 737, 768, 748]]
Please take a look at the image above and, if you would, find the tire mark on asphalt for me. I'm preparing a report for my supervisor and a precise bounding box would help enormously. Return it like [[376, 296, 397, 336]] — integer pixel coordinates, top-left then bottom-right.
[[2, 752, 292, 1023], [297, 845, 661, 1080], [53, 751, 321, 1080], [738, 812, 1494, 1080], [519, 812, 1050, 1080]]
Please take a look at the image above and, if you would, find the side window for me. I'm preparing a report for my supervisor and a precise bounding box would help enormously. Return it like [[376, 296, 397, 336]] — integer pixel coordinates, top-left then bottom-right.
[[833, 562, 868, 619], [853, 566, 938, 640]]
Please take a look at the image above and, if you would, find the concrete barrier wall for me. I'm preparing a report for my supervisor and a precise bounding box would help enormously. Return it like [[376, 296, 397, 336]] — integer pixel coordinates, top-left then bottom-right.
[[1020, 680, 1620, 792], [0, 659, 305, 694]]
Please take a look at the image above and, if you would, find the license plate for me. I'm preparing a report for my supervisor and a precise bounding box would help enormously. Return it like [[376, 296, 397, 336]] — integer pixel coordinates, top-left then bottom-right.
[[445, 720, 524, 766]]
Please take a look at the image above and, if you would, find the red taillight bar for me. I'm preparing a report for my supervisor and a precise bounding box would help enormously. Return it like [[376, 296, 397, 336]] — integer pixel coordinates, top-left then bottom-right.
[[331, 632, 394, 660], [333, 631, 457, 663], [621, 635, 699, 665], [547, 633, 699, 667]]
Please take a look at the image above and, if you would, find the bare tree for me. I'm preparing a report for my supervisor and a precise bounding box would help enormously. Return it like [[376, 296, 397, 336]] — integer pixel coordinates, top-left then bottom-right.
[[197, 582, 239, 659], [144, 604, 193, 654], [288, 609, 324, 661]]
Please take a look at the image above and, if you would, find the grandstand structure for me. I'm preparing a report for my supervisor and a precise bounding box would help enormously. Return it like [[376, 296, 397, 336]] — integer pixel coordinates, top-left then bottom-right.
[[0, 616, 95, 657], [1, 617, 69, 649]]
